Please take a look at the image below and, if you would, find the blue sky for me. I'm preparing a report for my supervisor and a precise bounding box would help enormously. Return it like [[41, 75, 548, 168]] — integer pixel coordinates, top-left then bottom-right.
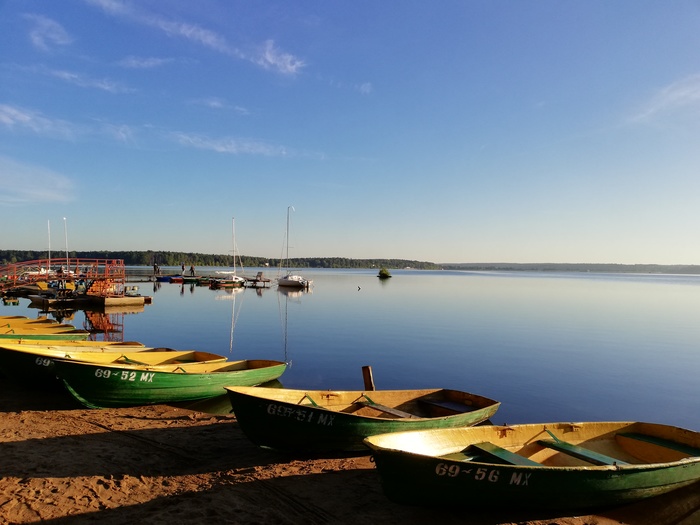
[[1, 1, 700, 264]]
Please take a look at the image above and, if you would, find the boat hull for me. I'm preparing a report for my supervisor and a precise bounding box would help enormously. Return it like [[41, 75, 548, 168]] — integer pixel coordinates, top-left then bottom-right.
[[55, 359, 287, 408], [277, 274, 311, 289], [210, 278, 245, 289], [0, 316, 71, 329], [0, 344, 224, 385], [225, 386, 500, 453], [0, 330, 90, 340], [364, 421, 700, 510]]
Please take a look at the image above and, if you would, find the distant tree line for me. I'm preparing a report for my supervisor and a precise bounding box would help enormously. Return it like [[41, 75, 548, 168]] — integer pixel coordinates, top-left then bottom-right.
[[6, 250, 696, 274], [441, 262, 700, 274], [0, 250, 441, 270]]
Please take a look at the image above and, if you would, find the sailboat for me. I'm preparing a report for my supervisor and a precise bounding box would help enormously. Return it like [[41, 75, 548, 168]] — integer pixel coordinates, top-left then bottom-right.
[[210, 218, 246, 289], [277, 206, 312, 289]]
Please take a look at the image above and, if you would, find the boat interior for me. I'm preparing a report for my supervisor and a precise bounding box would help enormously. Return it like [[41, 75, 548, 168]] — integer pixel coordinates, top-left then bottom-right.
[[236, 387, 499, 419], [380, 422, 700, 467]]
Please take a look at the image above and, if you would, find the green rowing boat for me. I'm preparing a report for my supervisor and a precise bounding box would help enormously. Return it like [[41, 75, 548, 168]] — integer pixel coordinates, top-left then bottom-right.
[[0, 343, 225, 385], [0, 315, 73, 329], [54, 358, 288, 408], [363, 421, 700, 510], [225, 386, 500, 453], [0, 328, 90, 340]]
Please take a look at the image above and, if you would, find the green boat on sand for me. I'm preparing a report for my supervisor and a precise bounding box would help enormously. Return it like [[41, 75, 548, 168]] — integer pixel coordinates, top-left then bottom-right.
[[225, 386, 500, 453], [54, 358, 287, 409], [363, 421, 700, 510], [0, 343, 225, 385]]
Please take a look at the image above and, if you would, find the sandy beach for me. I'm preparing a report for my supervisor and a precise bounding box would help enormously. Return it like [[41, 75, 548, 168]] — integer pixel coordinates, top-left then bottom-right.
[[1, 381, 698, 525]]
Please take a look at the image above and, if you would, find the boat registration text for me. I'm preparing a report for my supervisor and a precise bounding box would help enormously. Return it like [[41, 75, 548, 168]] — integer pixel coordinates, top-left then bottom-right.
[[436, 463, 532, 487], [94, 369, 155, 383], [266, 403, 335, 426]]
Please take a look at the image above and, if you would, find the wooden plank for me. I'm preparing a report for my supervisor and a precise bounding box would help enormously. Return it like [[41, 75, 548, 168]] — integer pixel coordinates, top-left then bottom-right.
[[417, 398, 475, 414], [537, 439, 628, 466], [357, 400, 417, 419], [619, 433, 700, 457], [438, 451, 481, 462], [470, 442, 541, 466]]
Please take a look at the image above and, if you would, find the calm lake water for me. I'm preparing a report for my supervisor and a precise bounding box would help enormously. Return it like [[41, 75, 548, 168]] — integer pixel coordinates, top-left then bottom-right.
[[2, 268, 699, 431]]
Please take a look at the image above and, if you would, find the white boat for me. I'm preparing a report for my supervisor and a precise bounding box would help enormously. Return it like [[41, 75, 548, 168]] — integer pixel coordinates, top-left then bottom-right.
[[210, 218, 246, 289], [278, 273, 311, 288], [277, 206, 312, 289], [210, 271, 246, 288]]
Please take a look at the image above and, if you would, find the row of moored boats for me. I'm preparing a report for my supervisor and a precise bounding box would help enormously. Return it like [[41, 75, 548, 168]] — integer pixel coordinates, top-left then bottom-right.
[[1, 314, 699, 511]]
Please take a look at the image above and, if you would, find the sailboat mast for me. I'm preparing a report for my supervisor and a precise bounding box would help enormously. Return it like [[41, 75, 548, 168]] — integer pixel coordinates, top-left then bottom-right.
[[232, 217, 236, 274], [47, 219, 51, 271], [286, 205, 295, 270]]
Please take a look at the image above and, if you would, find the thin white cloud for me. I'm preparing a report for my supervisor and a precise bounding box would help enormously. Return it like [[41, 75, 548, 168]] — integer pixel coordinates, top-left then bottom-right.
[[83, 0, 305, 75], [194, 97, 228, 109], [0, 155, 74, 205], [191, 97, 250, 115], [632, 74, 700, 122], [98, 122, 136, 143], [48, 68, 134, 93], [23, 14, 73, 51], [171, 132, 289, 156], [0, 104, 76, 139], [154, 18, 233, 55], [0, 103, 137, 145], [255, 40, 306, 75], [118, 56, 174, 69], [319, 75, 374, 95], [357, 82, 373, 95]]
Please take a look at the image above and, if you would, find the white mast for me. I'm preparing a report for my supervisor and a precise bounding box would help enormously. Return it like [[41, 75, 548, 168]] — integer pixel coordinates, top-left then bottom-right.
[[63, 217, 69, 269], [286, 205, 295, 271], [232, 217, 236, 273]]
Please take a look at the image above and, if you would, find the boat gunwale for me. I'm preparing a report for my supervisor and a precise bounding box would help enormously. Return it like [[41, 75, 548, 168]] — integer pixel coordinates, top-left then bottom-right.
[[225, 386, 500, 422], [52, 357, 287, 374], [363, 421, 700, 471]]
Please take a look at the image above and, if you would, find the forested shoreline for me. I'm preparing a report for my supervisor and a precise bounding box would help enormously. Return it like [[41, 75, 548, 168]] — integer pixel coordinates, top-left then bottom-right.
[[0, 250, 440, 270], [2, 250, 699, 274]]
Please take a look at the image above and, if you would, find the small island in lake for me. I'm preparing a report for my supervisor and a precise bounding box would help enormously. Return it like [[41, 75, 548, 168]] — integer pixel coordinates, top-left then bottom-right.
[[377, 267, 392, 279]]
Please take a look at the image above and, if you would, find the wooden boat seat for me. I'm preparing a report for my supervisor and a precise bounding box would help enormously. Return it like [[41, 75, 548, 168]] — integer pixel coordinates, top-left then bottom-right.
[[417, 398, 475, 414], [469, 442, 541, 466], [537, 439, 628, 466], [356, 400, 418, 419], [618, 433, 700, 457]]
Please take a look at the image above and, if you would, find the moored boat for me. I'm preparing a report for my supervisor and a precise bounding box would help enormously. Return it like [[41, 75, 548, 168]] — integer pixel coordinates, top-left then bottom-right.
[[277, 274, 312, 289], [225, 386, 500, 453], [210, 274, 245, 288], [0, 315, 66, 328], [0, 326, 90, 340], [363, 421, 700, 510], [54, 358, 288, 408], [1, 318, 82, 332], [210, 218, 246, 289], [0, 343, 226, 384], [0, 339, 145, 348], [277, 206, 312, 290]]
